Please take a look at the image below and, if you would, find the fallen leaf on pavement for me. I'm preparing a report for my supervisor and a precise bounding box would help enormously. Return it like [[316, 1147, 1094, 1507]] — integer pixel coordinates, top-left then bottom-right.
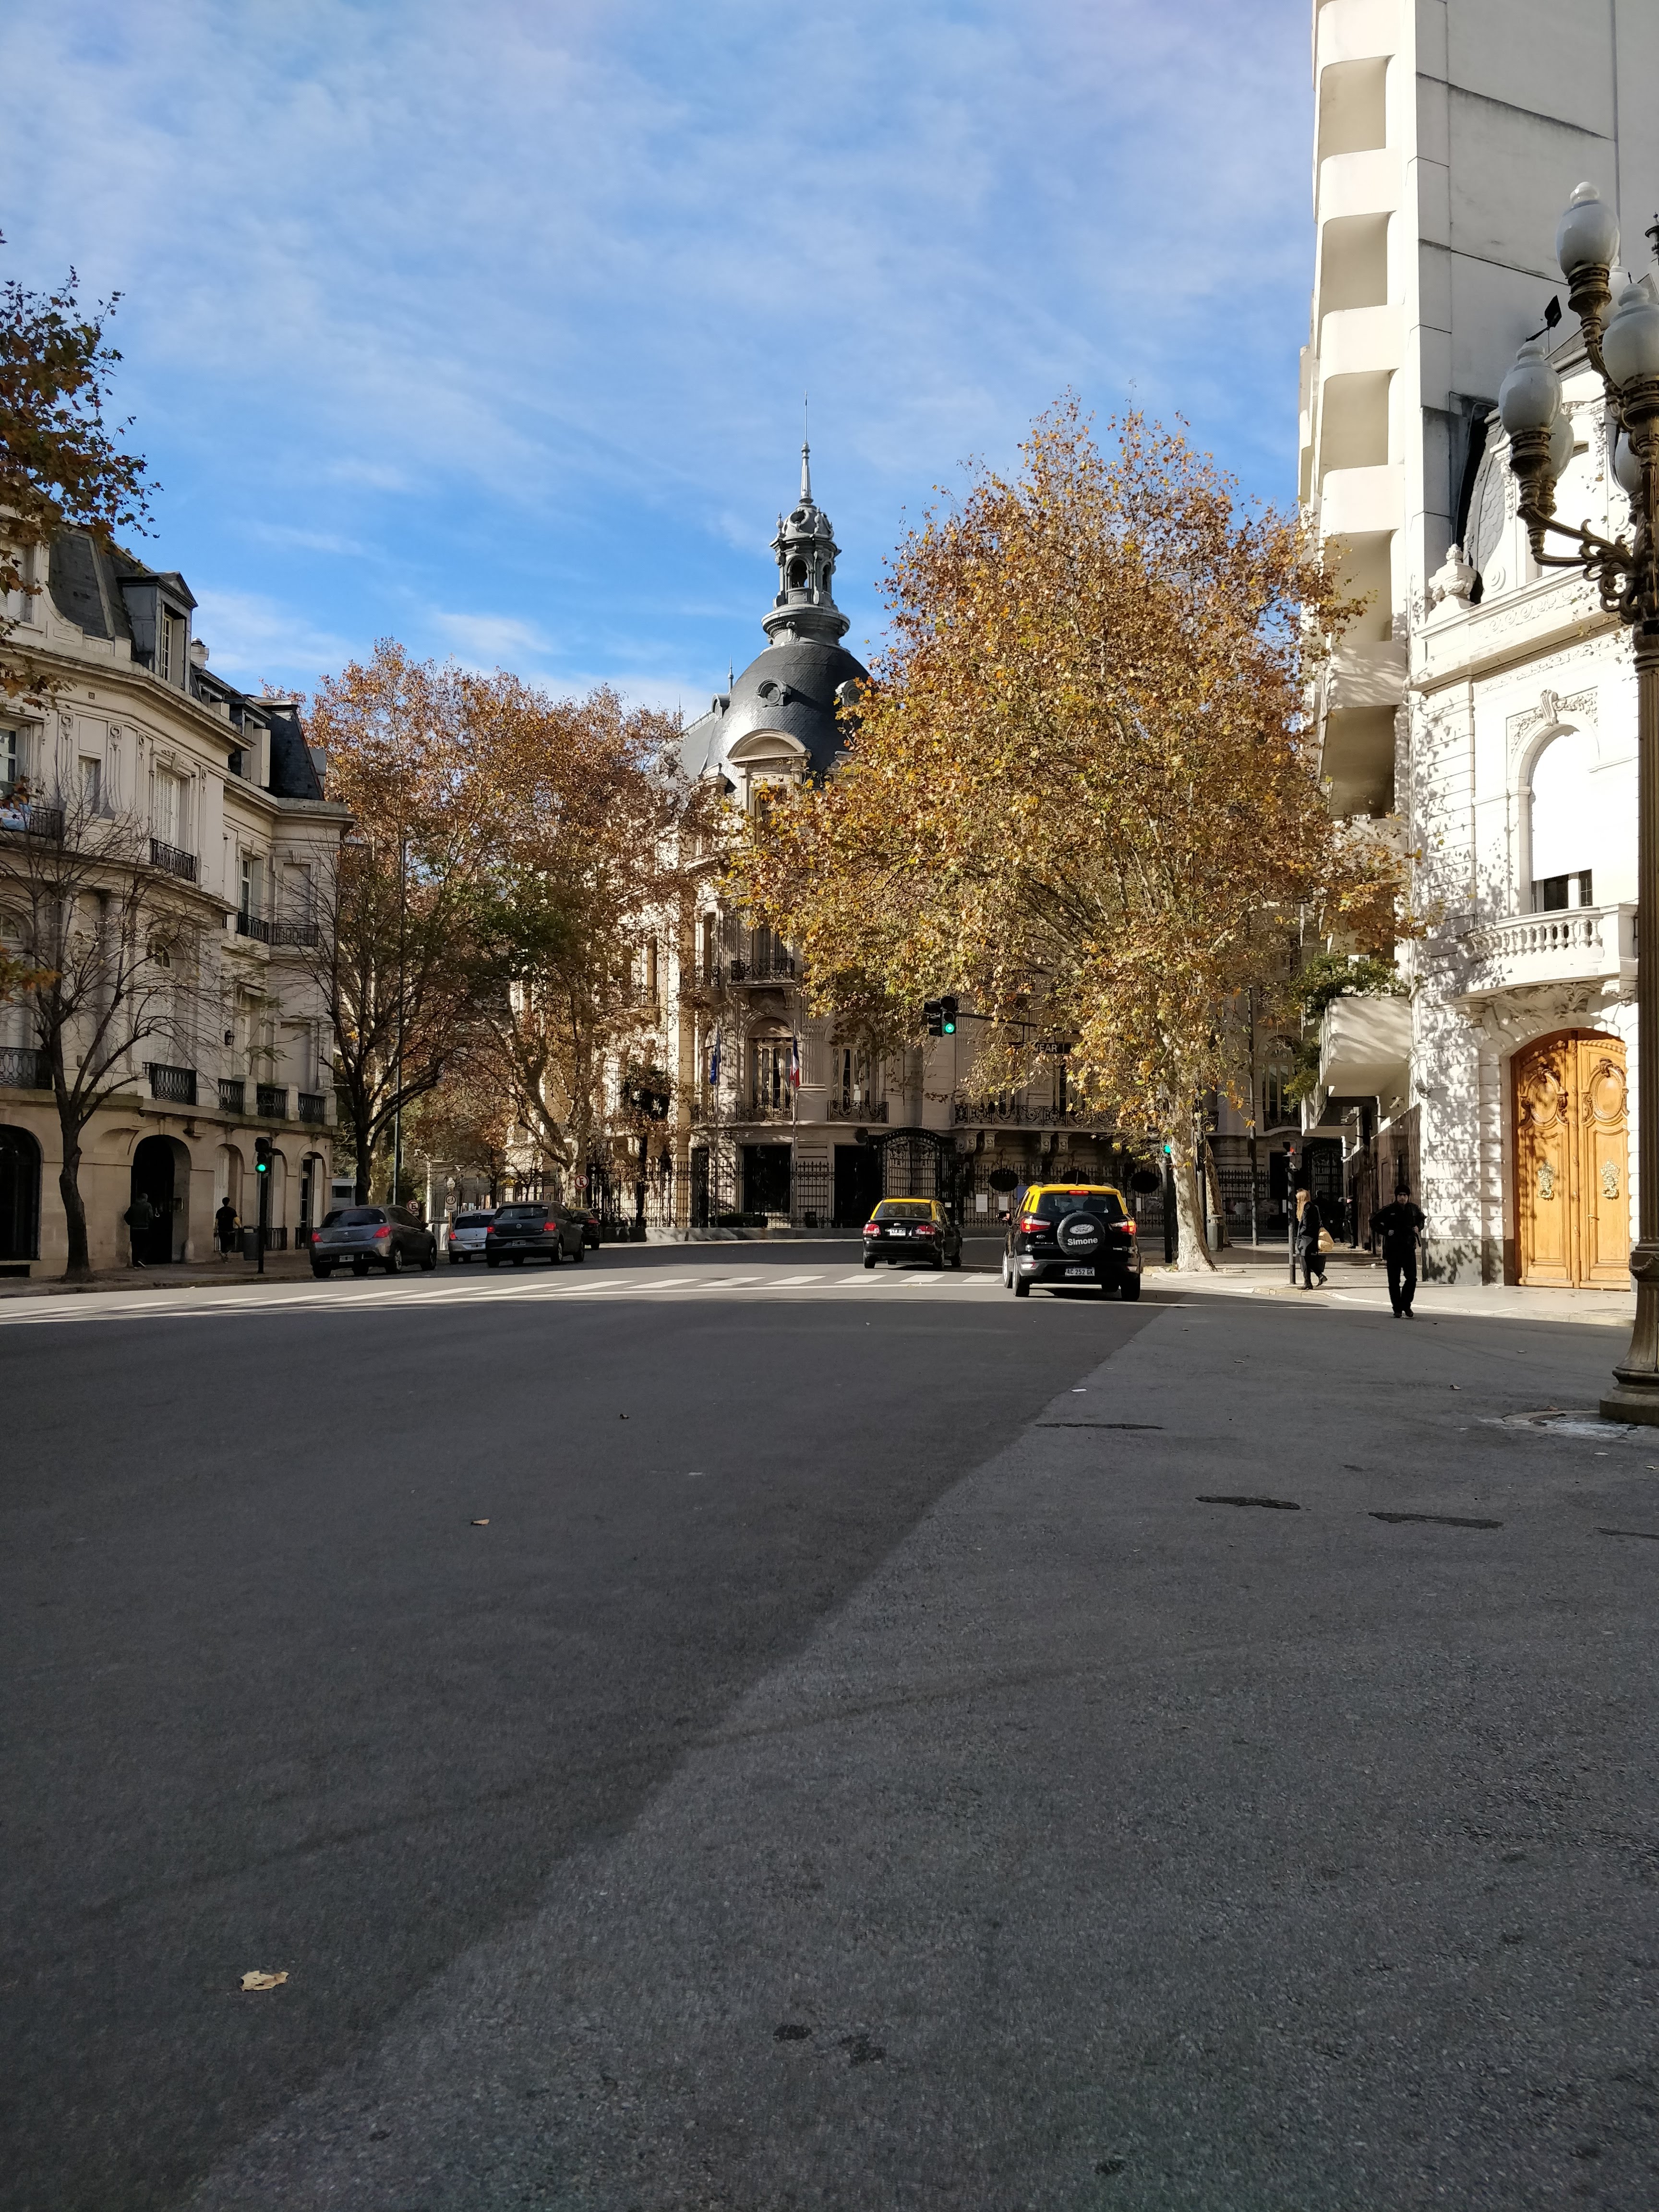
[[240, 1971, 288, 1991], [471, 1518, 489, 1526]]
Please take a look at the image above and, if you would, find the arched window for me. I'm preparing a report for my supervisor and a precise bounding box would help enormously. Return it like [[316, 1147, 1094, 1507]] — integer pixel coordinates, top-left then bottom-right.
[[1529, 728, 1598, 910], [787, 558, 807, 589], [1262, 1070, 1290, 1129]]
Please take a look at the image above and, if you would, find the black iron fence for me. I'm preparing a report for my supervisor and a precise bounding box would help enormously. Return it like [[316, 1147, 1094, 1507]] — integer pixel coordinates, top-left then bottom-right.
[[218, 1077, 245, 1115], [150, 839, 198, 882], [146, 1062, 197, 1106], [256, 1083, 288, 1119]]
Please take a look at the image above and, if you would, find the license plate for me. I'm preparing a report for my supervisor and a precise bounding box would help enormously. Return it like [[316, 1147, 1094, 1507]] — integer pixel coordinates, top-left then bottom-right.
[[1065, 1265, 1095, 1277]]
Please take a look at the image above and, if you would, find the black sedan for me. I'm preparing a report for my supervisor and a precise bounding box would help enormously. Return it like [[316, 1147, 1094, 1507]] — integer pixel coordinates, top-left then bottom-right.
[[1002, 1183, 1142, 1299], [485, 1203, 587, 1267], [861, 1197, 963, 1269], [311, 1205, 439, 1279]]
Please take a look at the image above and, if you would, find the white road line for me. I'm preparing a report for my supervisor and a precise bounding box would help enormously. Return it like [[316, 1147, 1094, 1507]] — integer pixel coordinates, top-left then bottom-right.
[[0, 1265, 1013, 1329]]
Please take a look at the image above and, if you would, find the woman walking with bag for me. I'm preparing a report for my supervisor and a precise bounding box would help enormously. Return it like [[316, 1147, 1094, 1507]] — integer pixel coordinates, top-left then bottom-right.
[[1294, 1187, 1328, 1290]]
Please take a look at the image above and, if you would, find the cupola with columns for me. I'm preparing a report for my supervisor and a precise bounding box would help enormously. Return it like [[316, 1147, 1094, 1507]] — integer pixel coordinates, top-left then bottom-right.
[[762, 443, 849, 647]]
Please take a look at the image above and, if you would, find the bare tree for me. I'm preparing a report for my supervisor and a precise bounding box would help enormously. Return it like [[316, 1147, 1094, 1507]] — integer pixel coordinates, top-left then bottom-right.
[[0, 781, 202, 1276]]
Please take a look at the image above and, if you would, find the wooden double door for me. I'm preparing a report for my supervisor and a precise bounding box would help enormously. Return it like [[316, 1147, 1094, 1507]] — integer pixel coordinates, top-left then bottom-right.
[[1513, 1029, 1630, 1287]]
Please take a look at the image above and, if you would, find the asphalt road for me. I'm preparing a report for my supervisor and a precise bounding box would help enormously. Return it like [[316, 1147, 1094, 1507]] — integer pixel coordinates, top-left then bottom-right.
[[6, 1244, 1659, 2209]]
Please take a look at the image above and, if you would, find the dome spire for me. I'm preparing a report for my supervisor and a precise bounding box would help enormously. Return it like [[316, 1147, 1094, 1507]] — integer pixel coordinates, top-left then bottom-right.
[[765, 436, 847, 646]]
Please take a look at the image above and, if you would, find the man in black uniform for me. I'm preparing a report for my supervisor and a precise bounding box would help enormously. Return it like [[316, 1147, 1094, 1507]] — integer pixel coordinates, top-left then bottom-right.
[[1373, 1184, 1425, 1317]]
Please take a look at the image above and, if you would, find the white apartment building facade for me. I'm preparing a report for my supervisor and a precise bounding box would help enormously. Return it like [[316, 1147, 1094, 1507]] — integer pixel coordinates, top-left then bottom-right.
[[0, 529, 349, 1274], [1300, 0, 1659, 1283]]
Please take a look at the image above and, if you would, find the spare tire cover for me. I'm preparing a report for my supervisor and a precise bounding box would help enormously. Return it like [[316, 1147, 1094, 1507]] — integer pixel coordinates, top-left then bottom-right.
[[1055, 1210, 1104, 1257]]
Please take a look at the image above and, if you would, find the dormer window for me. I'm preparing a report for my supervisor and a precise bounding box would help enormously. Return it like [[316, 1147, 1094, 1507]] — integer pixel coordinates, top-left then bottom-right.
[[156, 607, 189, 685]]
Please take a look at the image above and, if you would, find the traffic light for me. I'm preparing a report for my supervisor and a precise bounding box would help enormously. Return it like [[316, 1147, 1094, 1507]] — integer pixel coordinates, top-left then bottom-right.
[[924, 999, 944, 1037], [940, 996, 958, 1035], [254, 1137, 273, 1176]]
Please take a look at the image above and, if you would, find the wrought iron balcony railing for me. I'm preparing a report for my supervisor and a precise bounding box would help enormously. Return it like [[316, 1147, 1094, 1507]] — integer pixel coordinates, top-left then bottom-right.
[[218, 1076, 246, 1115], [0, 797, 64, 840], [269, 918, 319, 948], [256, 1083, 288, 1119], [235, 911, 272, 943], [146, 1062, 198, 1106], [150, 839, 198, 882], [298, 1091, 325, 1124], [0, 1045, 49, 1090], [827, 1098, 888, 1122]]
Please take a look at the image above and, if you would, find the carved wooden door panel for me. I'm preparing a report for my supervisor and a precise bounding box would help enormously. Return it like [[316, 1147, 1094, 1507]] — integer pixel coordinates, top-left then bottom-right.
[[1514, 1030, 1629, 1287], [1576, 1036, 1630, 1286], [1515, 1035, 1574, 1286]]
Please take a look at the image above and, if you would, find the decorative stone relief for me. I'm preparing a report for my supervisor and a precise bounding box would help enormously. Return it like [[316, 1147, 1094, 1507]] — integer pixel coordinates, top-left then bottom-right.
[[1538, 1161, 1555, 1199], [1603, 1159, 1620, 1200], [1426, 544, 1477, 610], [1507, 684, 1599, 768]]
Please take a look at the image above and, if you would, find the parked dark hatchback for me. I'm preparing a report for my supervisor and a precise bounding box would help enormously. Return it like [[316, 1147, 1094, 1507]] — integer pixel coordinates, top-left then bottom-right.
[[312, 1205, 438, 1279], [485, 1204, 586, 1266], [862, 1197, 963, 1270], [565, 1204, 603, 1250], [1002, 1184, 1141, 1299]]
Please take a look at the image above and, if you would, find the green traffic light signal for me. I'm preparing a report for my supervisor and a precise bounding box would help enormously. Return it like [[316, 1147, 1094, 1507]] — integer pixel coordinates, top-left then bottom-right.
[[941, 996, 958, 1035]]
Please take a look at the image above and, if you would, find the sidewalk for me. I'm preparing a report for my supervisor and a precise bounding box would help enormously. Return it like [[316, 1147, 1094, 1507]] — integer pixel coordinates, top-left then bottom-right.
[[1157, 1235, 1636, 1327], [0, 1251, 320, 1298]]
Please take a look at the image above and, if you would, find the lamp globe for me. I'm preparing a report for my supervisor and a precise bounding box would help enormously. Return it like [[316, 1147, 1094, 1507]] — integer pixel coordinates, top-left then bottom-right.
[[1498, 340, 1562, 434], [1556, 180, 1619, 279]]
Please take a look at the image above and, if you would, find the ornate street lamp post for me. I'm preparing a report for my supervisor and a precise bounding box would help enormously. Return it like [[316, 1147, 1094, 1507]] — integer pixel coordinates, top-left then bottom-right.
[[1498, 184, 1659, 1420]]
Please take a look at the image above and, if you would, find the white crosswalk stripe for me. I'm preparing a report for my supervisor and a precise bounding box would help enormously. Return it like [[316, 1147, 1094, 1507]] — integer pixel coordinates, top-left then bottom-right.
[[0, 1264, 1022, 1329]]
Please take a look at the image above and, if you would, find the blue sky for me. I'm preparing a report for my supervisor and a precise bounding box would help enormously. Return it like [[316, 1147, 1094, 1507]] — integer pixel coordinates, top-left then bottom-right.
[[2, 0, 1312, 711]]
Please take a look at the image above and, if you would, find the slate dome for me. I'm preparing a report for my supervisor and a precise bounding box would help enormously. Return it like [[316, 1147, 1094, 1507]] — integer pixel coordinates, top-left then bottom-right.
[[681, 443, 869, 785]]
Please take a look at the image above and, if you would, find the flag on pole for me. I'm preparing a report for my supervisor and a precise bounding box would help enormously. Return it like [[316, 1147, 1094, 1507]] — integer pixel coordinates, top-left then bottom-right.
[[789, 1035, 801, 1089]]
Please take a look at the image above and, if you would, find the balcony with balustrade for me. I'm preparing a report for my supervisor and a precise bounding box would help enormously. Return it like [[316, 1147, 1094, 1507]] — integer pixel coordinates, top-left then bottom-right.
[[1449, 904, 1637, 1007], [0, 1045, 49, 1091]]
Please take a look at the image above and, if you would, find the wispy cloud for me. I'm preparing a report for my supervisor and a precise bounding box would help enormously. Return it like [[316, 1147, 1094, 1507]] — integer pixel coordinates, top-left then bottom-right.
[[432, 612, 558, 668], [0, 1, 1312, 698], [191, 589, 357, 694]]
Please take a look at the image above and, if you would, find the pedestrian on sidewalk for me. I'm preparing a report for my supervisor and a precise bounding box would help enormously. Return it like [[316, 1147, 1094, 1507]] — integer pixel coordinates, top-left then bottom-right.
[[1373, 1184, 1426, 1317], [123, 1190, 155, 1268], [214, 1196, 240, 1262], [1295, 1188, 1328, 1289]]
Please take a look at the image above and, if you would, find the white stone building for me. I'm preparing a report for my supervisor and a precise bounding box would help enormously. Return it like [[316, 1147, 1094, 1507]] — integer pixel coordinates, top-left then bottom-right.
[[0, 530, 349, 1274], [1299, 0, 1659, 1284]]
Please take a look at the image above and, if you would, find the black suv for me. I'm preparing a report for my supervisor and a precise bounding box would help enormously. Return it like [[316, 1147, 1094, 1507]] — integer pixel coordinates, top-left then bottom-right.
[[1002, 1183, 1142, 1299]]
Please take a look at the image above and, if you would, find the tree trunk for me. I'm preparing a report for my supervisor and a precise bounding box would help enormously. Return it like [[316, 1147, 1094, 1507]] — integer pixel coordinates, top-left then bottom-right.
[[59, 1130, 91, 1280], [1166, 1127, 1215, 1273]]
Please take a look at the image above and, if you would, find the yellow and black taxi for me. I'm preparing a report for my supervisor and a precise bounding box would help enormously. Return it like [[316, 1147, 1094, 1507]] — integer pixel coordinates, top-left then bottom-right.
[[1001, 1183, 1142, 1300], [862, 1197, 964, 1270]]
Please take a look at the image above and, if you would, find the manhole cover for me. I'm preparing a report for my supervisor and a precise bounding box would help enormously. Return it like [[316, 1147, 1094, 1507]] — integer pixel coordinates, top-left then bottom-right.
[[1486, 1411, 1641, 1442]]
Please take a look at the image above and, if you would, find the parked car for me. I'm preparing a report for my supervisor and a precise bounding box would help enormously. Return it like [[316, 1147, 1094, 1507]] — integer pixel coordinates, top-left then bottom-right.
[[862, 1197, 963, 1270], [485, 1203, 587, 1267], [446, 1211, 494, 1264], [1002, 1183, 1142, 1299], [565, 1204, 603, 1251], [312, 1205, 439, 1279]]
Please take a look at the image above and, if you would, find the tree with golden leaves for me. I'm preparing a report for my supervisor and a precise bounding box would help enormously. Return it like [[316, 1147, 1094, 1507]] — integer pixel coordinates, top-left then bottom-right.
[[1, 256, 153, 703], [734, 403, 1397, 1267], [304, 643, 500, 1201], [459, 680, 705, 1189]]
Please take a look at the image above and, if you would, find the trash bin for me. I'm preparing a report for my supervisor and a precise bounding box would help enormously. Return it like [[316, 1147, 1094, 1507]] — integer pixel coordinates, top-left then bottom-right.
[[241, 1228, 260, 1263]]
